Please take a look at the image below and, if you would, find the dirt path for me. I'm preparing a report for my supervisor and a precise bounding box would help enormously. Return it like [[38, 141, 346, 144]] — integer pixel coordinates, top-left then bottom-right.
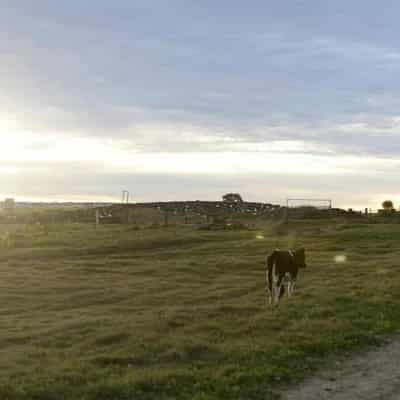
[[281, 334, 400, 400]]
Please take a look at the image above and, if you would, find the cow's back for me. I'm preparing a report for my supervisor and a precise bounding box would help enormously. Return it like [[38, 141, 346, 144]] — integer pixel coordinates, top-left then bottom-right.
[[274, 250, 296, 275]]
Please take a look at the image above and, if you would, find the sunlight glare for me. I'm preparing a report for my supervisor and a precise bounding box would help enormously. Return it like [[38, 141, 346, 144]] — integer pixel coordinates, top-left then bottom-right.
[[334, 254, 347, 264]]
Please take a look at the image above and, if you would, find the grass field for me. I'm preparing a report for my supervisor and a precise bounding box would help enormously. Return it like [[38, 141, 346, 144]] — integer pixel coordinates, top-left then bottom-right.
[[1, 219, 400, 399]]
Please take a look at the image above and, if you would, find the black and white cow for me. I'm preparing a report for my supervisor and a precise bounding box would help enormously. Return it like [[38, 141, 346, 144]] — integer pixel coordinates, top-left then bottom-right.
[[266, 248, 307, 306]]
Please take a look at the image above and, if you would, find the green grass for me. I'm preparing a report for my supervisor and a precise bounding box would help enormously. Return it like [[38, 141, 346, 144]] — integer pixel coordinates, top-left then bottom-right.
[[1, 220, 400, 399]]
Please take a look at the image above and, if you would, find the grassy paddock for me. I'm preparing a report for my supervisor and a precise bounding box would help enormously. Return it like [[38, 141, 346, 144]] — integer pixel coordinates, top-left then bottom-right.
[[1, 220, 400, 399]]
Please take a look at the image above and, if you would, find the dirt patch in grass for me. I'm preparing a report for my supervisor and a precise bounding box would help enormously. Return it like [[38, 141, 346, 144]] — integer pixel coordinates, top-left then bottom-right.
[[281, 333, 400, 400]]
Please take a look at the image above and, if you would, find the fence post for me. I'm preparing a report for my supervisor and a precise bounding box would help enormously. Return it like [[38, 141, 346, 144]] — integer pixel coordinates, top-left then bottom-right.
[[95, 210, 100, 227], [164, 211, 169, 227], [285, 198, 289, 225]]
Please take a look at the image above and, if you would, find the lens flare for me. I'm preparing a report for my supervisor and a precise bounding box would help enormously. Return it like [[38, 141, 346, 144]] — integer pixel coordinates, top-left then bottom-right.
[[334, 254, 347, 264]]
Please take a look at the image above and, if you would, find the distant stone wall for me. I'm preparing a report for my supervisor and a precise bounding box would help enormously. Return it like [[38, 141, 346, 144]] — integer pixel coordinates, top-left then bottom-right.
[[98, 201, 365, 224], [114, 201, 282, 218]]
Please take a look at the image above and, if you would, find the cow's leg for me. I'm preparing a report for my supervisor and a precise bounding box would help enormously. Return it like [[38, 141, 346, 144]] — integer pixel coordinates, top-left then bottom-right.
[[288, 271, 297, 298], [275, 274, 285, 304], [266, 262, 275, 306], [290, 278, 296, 297], [272, 266, 281, 305], [291, 270, 298, 297], [287, 279, 295, 298], [279, 277, 285, 299], [266, 268, 273, 305], [269, 266, 279, 306]]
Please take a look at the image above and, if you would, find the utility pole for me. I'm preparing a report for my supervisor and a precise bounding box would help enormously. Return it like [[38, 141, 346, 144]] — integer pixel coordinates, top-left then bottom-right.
[[122, 190, 130, 204]]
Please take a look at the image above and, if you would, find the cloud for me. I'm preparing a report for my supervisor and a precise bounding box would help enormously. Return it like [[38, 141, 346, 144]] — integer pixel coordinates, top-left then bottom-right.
[[1, 157, 399, 209], [2, 1, 400, 206]]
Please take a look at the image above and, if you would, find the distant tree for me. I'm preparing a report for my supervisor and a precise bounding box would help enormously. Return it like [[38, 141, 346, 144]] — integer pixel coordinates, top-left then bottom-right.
[[3, 198, 15, 215], [222, 193, 243, 203], [382, 200, 394, 210]]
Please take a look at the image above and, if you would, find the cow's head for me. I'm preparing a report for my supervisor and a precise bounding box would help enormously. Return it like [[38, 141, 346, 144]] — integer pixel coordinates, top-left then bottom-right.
[[294, 247, 307, 268]]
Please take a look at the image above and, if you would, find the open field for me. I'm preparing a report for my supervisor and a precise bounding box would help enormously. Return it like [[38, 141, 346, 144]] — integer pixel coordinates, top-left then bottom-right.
[[1, 219, 400, 399]]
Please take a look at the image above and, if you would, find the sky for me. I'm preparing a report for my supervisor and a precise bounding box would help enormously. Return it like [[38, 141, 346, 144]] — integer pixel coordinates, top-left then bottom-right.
[[1, 1, 400, 208]]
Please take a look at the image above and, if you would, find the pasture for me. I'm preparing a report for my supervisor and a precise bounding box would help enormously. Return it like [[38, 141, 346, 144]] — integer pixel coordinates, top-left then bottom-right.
[[1, 219, 400, 399]]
